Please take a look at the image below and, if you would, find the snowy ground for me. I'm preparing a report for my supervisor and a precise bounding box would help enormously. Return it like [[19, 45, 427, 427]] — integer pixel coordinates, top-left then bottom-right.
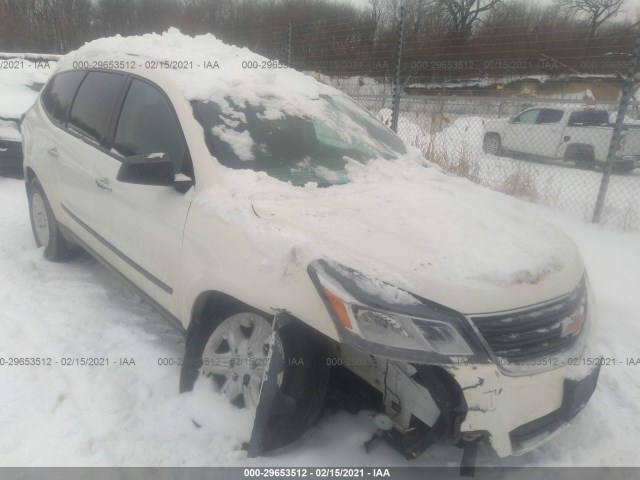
[[1, 175, 640, 467]]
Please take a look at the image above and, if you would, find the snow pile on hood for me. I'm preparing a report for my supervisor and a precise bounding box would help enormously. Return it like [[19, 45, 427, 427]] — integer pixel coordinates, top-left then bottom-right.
[[195, 156, 573, 296], [0, 58, 54, 119]]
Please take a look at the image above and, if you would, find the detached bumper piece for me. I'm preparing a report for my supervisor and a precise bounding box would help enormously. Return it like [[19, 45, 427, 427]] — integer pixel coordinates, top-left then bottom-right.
[[510, 364, 600, 454]]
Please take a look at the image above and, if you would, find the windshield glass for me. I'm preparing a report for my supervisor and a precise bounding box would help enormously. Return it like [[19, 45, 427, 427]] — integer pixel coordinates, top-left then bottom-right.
[[193, 94, 406, 186]]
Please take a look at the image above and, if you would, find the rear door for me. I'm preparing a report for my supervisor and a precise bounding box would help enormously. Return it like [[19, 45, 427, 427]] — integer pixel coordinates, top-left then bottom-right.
[[92, 77, 193, 312], [39, 71, 88, 219], [54, 71, 126, 242]]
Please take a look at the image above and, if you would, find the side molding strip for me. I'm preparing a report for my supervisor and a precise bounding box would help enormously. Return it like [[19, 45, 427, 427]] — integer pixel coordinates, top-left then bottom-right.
[[61, 203, 173, 294]]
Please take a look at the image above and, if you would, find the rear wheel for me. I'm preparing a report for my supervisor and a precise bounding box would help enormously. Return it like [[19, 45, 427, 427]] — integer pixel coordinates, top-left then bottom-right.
[[483, 134, 502, 155], [27, 177, 75, 261], [180, 304, 330, 451], [565, 145, 597, 170]]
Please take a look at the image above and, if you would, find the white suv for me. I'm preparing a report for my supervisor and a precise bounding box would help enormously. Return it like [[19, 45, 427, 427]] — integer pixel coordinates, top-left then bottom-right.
[[21, 30, 600, 463]]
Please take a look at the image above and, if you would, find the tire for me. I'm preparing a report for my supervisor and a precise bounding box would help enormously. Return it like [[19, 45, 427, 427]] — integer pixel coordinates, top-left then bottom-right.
[[612, 162, 635, 175], [27, 177, 75, 262], [483, 134, 502, 155], [180, 304, 330, 452], [565, 145, 597, 170]]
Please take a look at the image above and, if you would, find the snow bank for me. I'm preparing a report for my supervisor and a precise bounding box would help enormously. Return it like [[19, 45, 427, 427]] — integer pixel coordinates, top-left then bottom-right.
[[0, 58, 55, 119]]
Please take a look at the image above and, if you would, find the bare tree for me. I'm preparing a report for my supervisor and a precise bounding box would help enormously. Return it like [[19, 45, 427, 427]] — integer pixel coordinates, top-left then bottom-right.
[[431, 0, 502, 44], [555, 0, 625, 44]]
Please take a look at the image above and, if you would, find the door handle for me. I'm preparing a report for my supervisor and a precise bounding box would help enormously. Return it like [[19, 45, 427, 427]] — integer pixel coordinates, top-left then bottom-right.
[[95, 177, 112, 192], [48, 147, 59, 157]]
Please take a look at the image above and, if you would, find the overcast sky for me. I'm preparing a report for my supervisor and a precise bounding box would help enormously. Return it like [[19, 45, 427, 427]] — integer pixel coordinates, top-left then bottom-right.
[[346, 0, 640, 15]]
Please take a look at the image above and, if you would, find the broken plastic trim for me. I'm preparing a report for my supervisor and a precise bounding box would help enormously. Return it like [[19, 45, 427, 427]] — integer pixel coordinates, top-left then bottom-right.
[[247, 312, 290, 458], [307, 259, 490, 364], [376, 365, 475, 472]]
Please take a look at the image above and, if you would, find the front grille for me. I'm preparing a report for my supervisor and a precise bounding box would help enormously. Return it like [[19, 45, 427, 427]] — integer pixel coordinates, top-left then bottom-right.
[[471, 279, 587, 365]]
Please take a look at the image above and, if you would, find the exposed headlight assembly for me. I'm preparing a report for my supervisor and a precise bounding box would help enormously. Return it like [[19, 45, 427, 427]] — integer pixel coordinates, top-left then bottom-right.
[[308, 259, 488, 363]]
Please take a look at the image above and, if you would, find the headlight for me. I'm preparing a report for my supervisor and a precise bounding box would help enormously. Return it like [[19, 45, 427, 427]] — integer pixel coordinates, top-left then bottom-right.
[[308, 259, 487, 363]]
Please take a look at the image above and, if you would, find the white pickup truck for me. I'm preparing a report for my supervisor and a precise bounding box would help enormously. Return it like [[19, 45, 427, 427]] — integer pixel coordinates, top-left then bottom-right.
[[483, 107, 640, 173]]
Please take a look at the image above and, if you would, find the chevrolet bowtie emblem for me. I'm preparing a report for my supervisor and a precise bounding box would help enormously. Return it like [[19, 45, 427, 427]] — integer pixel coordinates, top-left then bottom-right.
[[562, 311, 585, 337]]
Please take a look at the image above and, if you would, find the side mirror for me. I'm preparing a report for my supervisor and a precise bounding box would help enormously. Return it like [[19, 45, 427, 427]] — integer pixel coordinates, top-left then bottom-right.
[[117, 153, 175, 186], [174, 173, 194, 194]]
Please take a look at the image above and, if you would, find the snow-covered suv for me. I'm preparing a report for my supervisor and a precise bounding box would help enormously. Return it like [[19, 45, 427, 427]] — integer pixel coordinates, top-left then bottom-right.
[[21, 30, 600, 464]]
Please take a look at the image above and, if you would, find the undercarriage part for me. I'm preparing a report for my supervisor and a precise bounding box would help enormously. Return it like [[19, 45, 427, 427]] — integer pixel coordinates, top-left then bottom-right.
[[380, 415, 432, 459], [377, 364, 477, 474], [460, 439, 480, 477], [402, 365, 468, 453], [324, 365, 382, 415]]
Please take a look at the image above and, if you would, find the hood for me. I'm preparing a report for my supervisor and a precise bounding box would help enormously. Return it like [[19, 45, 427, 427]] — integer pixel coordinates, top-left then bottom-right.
[[251, 163, 584, 315]]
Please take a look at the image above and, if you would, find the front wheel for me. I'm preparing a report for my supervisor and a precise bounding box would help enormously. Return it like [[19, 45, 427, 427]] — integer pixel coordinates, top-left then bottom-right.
[[180, 305, 330, 452], [483, 134, 502, 155], [27, 177, 75, 261]]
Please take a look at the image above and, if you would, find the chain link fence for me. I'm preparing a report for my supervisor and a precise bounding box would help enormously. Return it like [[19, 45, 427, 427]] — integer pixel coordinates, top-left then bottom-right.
[[3, 7, 639, 230], [275, 11, 640, 231]]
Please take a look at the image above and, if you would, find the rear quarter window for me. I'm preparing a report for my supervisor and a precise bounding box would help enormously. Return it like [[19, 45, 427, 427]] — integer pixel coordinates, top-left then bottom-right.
[[41, 71, 86, 124], [68, 71, 126, 144], [537, 109, 564, 124]]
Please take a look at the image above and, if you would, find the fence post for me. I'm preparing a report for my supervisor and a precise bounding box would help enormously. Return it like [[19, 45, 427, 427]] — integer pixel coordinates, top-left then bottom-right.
[[286, 22, 292, 67], [391, 6, 405, 133], [592, 30, 640, 224]]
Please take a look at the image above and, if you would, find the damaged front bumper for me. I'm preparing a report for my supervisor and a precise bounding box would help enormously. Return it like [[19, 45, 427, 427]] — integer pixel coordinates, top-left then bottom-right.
[[354, 279, 601, 459], [447, 350, 600, 457], [358, 351, 600, 460]]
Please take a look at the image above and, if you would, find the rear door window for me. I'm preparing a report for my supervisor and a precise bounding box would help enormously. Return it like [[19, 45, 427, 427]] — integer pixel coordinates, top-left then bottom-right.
[[537, 109, 564, 124], [41, 71, 86, 124], [113, 79, 187, 173], [68, 72, 126, 144]]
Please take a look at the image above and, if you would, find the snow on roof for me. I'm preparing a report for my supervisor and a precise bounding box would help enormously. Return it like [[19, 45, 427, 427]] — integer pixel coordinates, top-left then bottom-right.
[[56, 28, 340, 121]]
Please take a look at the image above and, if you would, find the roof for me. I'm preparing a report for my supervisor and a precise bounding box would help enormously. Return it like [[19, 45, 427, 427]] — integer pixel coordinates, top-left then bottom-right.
[[56, 28, 341, 121]]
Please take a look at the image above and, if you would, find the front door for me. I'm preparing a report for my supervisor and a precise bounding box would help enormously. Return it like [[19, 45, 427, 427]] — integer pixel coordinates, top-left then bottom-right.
[[92, 78, 193, 313]]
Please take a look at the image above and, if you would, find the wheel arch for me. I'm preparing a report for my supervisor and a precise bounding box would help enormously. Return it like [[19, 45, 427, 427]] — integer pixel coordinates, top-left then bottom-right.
[[25, 166, 37, 185], [563, 143, 595, 162], [186, 289, 334, 349]]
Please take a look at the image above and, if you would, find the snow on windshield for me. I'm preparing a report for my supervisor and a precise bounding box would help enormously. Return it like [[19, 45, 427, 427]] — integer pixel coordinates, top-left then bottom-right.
[[193, 94, 406, 186]]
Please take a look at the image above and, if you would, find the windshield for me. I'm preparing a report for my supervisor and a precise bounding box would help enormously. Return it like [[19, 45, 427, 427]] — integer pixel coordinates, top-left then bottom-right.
[[193, 94, 406, 186]]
